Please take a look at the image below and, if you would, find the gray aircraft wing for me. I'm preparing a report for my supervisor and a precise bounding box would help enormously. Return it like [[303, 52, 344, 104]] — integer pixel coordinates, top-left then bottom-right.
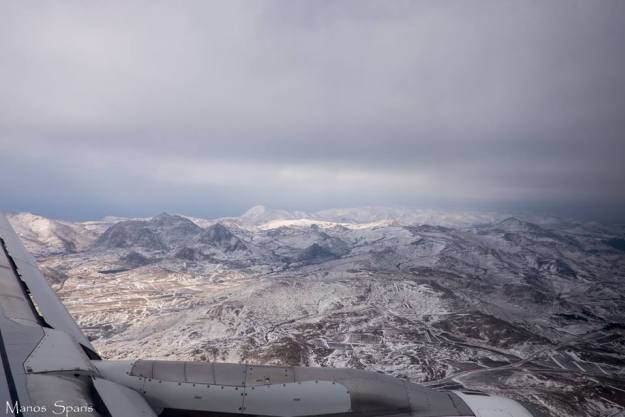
[[0, 212, 101, 416], [0, 213, 97, 355]]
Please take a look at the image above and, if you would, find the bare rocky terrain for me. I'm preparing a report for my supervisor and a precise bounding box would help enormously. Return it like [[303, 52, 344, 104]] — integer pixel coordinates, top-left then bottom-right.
[[7, 206, 625, 417]]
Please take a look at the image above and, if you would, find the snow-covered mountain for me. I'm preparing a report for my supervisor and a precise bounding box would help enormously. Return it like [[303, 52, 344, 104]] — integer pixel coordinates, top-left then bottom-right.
[[7, 207, 625, 417], [237, 205, 311, 226], [7, 212, 102, 255]]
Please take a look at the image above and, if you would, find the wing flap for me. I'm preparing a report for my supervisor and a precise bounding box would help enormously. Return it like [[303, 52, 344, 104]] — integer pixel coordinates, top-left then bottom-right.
[[93, 377, 158, 417]]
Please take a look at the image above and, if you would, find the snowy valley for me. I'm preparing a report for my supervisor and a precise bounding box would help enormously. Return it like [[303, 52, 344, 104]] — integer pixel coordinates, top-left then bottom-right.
[[7, 206, 625, 417]]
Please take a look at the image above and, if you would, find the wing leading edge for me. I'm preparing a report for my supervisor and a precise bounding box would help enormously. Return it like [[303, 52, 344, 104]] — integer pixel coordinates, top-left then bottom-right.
[[0, 212, 100, 416], [0, 212, 97, 356]]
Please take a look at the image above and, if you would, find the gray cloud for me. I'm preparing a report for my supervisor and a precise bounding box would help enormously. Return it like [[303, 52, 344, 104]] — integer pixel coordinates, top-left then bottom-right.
[[1, 1, 624, 221]]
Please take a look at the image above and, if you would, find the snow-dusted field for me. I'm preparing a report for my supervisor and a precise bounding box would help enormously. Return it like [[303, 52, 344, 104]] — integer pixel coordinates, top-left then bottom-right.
[[8, 206, 625, 417]]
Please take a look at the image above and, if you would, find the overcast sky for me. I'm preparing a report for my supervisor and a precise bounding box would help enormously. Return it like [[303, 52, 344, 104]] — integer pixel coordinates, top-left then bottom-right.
[[1, 1, 624, 221]]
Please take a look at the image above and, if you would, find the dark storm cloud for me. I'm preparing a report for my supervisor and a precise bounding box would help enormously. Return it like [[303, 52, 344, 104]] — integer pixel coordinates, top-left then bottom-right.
[[0, 1, 624, 220]]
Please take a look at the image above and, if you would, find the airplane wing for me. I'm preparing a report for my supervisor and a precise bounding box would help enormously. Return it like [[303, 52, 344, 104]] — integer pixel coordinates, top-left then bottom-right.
[[0, 212, 102, 416], [0, 211, 537, 417], [0, 213, 98, 356]]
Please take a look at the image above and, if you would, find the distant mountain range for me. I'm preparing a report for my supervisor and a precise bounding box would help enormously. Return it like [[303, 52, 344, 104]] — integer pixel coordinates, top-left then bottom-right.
[[6, 206, 625, 417]]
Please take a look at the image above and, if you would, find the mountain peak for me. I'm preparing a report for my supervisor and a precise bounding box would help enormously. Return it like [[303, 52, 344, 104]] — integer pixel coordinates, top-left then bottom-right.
[[496, 217, 542, 233], [200, 223, 246, 252], [238, 205, 306, 226], [7, 212, 94, 255], [294, 243, 339, 264], [152, 212, 174, 220], [242, 205, 268, 217], [499, 216, 524, 225]]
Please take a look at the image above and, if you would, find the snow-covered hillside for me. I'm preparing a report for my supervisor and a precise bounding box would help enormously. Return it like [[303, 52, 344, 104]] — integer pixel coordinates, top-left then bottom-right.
[[7, 212, 104, 255], [7, 207, 625, 417]]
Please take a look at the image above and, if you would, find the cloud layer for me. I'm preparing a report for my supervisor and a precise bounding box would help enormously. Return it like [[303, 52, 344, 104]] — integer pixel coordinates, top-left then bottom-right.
[[1, 1, 624, 220]]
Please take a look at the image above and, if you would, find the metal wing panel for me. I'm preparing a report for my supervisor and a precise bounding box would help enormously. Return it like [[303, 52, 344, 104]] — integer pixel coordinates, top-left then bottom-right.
[[24, 328, 93, 373], [0, 212, 97, 354], [0, 314, 45, 416], [0, 360, 13, 416], [242, 381, 351, 416], [25, 373, 101, 417], [92, 377, 157, 417]]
